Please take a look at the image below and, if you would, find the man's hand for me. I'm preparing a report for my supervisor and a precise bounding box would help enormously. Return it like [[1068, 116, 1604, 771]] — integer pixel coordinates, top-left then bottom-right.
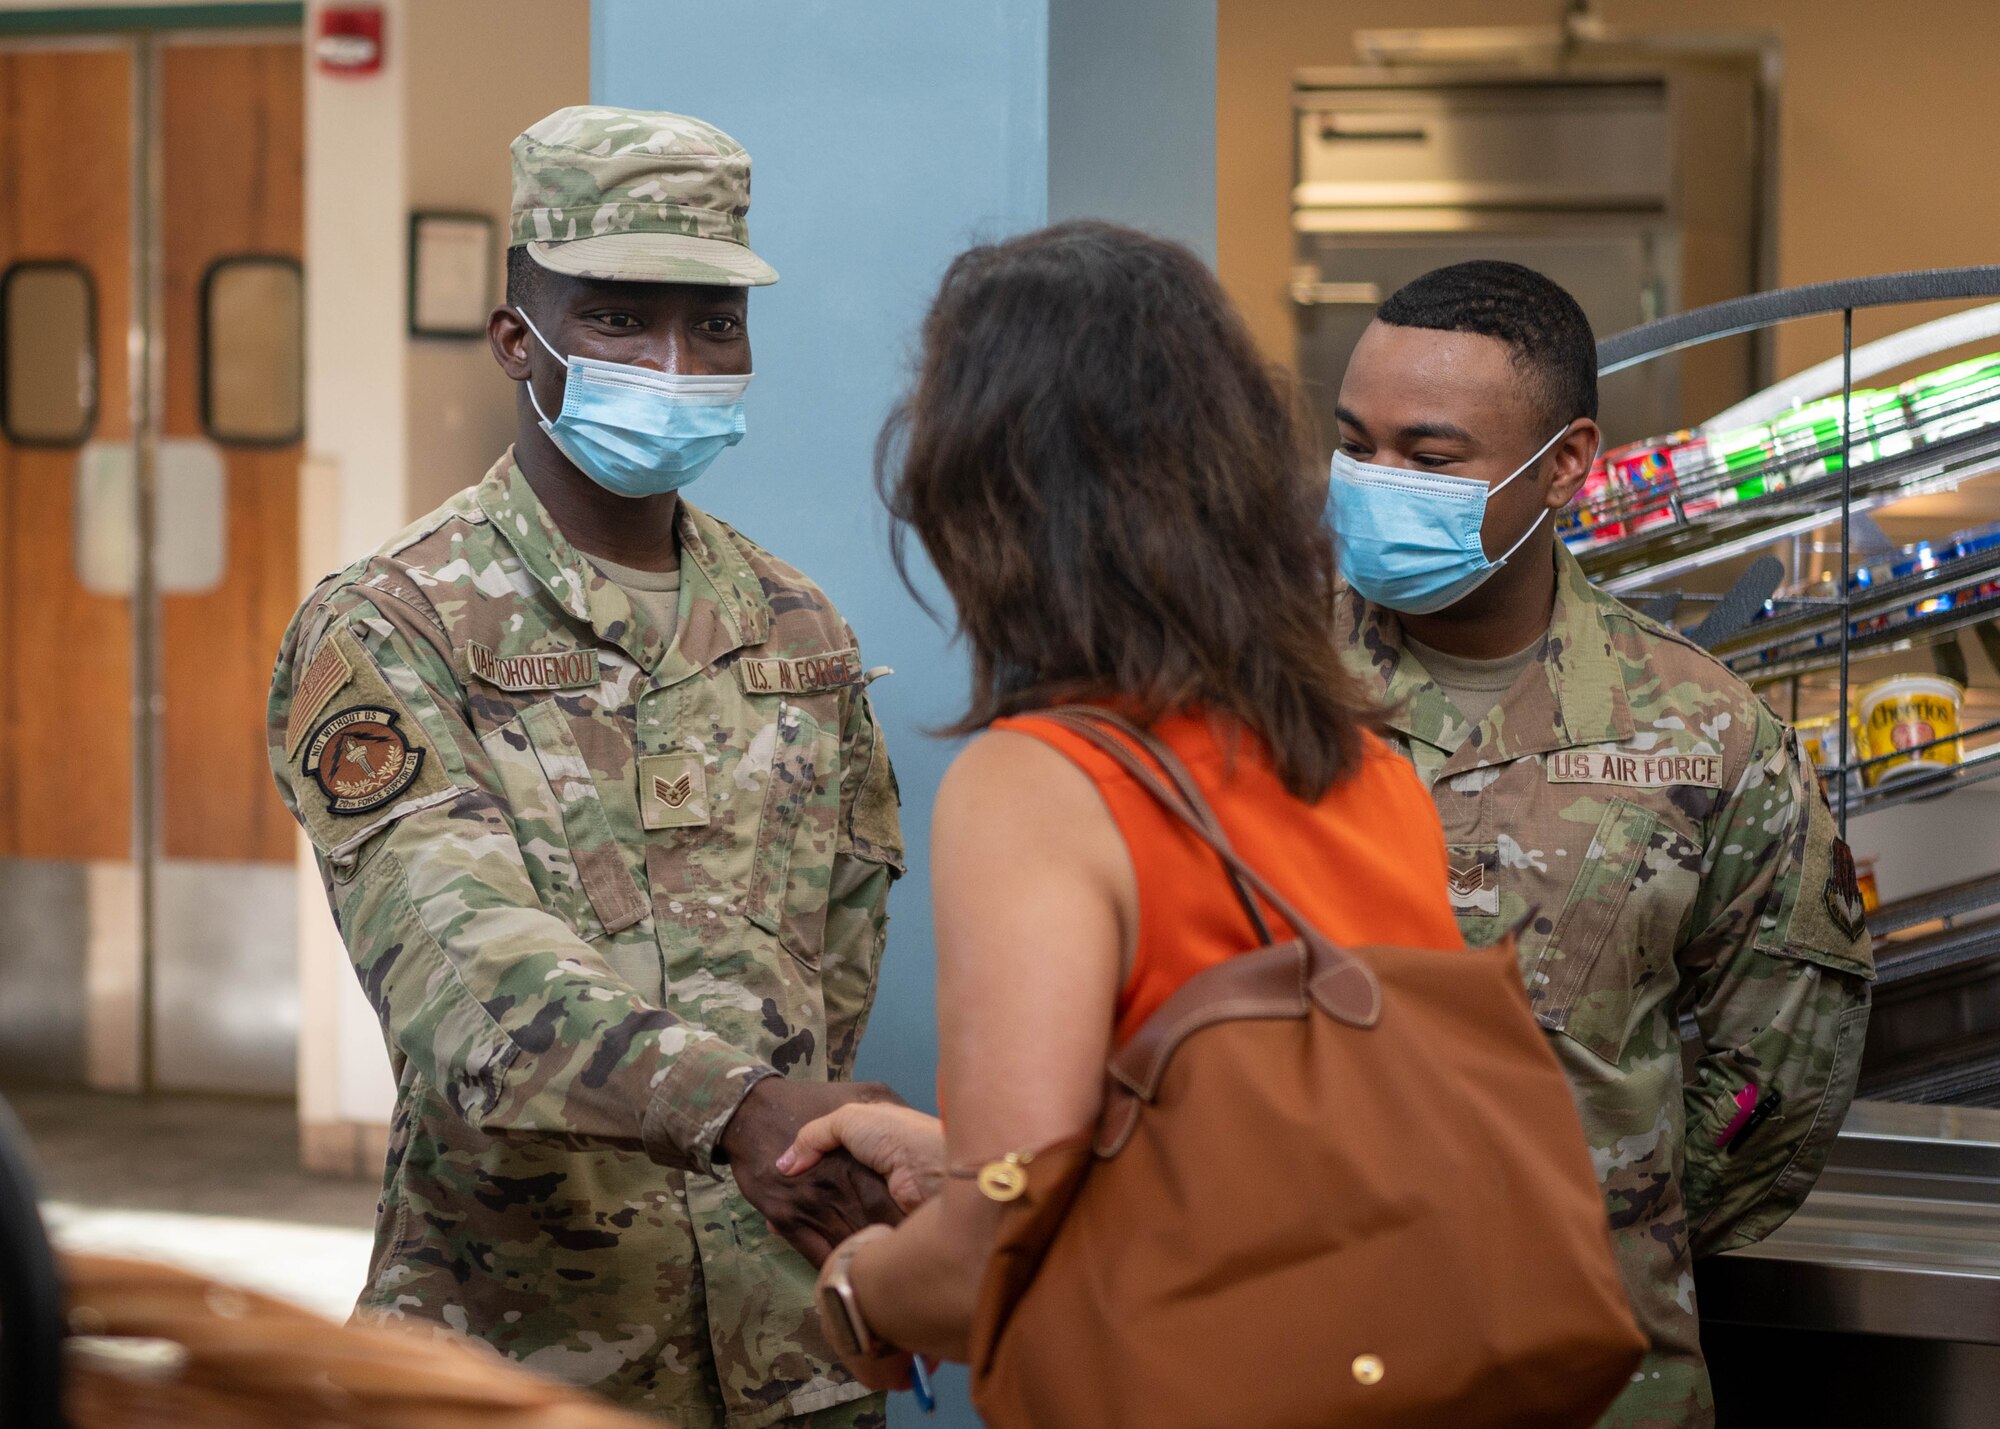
[[777, 1103, 946, 1214], [721, 1077, 906, 1267]]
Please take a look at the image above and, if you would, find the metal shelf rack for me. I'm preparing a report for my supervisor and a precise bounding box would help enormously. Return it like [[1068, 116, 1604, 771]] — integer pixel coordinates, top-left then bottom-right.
[[1593, 266, 2000, 838], [1576, 422, 2000, 593], [1710, 554, 2000, 683]]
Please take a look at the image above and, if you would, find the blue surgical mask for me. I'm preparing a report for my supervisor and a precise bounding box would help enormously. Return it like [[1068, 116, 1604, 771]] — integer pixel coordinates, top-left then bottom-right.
[[1326, 426, 1568, 615], [517, 308, 750, 498]]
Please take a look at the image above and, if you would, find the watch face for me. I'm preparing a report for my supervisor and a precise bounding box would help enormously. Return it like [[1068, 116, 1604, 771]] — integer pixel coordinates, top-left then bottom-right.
[[819, 1281, 865, 1360]]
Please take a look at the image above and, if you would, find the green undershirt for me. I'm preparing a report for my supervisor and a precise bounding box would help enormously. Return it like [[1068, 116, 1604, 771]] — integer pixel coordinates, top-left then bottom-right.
[[590, 555, 682, 647], [1404, 633, 1543, 733]]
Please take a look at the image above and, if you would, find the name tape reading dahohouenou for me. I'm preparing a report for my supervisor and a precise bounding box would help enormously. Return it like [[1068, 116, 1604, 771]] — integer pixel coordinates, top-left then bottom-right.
[[467, 642, 601, 692]]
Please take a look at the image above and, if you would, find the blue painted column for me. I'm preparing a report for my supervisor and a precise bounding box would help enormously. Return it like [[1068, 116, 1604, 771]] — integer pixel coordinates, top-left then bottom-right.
[[594, 5, 1214, 1423]]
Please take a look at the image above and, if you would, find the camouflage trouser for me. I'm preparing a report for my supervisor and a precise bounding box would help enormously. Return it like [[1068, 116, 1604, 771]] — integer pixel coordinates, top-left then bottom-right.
[[652, 1393, 885, 1429], [797, 1397, 887, 1429], [1597, 1364, 1711, 1429]]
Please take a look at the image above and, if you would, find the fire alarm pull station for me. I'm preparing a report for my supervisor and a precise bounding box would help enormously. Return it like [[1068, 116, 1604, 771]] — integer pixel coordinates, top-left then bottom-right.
[[316, 6, 385, 76]]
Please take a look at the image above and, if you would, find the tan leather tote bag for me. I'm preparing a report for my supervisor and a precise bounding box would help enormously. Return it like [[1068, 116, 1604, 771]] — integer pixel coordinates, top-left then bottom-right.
[[966, 709, 1645, 1429]]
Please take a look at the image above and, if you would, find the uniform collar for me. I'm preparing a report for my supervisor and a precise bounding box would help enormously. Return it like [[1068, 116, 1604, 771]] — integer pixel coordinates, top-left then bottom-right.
[[1343, 542, 1633, 776], [475, 451, 770, 681]]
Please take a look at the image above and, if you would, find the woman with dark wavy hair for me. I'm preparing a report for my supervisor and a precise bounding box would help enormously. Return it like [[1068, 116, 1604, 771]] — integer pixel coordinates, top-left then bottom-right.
[[777, 221, 1465, 1385]]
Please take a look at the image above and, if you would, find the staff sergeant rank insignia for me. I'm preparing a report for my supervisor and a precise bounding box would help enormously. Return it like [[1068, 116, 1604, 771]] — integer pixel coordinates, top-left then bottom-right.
[[304, 706, 425, 816]]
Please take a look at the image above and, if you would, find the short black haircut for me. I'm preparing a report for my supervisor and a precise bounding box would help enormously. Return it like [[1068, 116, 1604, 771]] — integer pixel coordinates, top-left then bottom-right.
[[506, 245, 551, 310], [1375, 260, 1598, 425]]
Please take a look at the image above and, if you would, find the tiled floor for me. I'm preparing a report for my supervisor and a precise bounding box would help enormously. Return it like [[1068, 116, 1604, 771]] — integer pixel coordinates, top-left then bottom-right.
[[4, 1087, 377, 1319]]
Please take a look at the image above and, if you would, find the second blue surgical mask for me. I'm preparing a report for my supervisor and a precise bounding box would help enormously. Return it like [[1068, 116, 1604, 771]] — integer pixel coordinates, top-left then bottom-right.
[[518, 308, 750, 499], [1325, 426, 1568, 615]]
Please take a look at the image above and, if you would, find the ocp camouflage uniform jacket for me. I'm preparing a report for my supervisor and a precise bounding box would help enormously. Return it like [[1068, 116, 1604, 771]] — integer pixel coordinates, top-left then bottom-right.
[[266, 453, 903, 1427], [1340, 544, 1872, 1429]]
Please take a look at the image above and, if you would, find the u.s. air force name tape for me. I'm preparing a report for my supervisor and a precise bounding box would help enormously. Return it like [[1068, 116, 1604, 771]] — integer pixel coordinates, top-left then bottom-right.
[[735, 647, 864, 696], [1546, 749, 1723, 790]]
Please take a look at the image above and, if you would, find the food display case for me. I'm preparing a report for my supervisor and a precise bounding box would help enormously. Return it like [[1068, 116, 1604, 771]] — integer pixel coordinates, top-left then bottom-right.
[[1587, 269, 2000, 1426]]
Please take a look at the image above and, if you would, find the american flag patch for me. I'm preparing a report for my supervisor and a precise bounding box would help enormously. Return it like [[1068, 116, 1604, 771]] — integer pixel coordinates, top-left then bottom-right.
[[286, 637, 353, 756]]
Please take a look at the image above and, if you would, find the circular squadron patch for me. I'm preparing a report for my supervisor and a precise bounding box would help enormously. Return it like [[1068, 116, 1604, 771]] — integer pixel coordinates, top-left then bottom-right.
[[303, 705, 425, 816]]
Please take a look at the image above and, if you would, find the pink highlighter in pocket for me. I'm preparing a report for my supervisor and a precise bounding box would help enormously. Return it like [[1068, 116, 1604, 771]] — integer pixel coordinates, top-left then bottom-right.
[[1717, 1084, 1760, 1148]]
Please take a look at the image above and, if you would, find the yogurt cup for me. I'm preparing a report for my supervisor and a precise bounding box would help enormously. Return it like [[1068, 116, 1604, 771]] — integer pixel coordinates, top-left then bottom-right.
[[1858, 674, 1966, 787]]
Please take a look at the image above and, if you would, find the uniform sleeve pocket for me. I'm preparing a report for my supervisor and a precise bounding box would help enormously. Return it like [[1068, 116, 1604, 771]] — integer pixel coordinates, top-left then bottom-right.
[[1530, 797, 1660, 1065], [504, 700, 648, 940], [743, 700, 841, 969]]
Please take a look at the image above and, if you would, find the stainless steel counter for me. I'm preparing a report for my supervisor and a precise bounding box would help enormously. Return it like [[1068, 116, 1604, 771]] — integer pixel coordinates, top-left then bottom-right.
[[1704, 1101, 2000, 1341], [1698, 1101, 2000, 1425]]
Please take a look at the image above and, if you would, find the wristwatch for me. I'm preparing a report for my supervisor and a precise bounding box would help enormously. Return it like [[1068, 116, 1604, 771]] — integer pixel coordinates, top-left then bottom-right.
[[816, 1224, 896, 1361]]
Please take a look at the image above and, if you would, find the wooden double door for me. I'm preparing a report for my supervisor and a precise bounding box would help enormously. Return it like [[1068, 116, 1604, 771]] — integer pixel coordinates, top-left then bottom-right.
[[0, 29, 303, 1093]]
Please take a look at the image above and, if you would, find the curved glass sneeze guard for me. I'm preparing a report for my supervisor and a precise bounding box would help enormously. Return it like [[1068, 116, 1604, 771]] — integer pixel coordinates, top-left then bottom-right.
[[1597, 268, 2000, 1116]]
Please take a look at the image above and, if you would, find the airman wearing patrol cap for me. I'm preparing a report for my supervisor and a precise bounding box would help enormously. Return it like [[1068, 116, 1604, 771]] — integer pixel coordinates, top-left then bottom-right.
[[1329, 261, 1872, 1429], [268, 107, 903, 1428]]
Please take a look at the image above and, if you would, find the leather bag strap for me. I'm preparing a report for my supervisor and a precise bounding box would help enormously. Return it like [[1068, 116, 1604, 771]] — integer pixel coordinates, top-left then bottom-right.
[[1031, 707, 1381, 1030], [1032, 707, 1275, 946]]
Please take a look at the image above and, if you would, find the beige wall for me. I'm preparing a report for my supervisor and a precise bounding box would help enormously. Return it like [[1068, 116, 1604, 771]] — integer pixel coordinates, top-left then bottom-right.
[[1219, 0, 2000, 381], [297, 0, 588, 1165], [403, 0, 590, 516], [301, 0, 410, 1151]]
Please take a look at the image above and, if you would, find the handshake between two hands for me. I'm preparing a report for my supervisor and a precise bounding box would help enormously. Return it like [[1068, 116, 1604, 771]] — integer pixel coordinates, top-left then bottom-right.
[[718, 1078, 947, 1394], [718, 1076, 945, 1265]]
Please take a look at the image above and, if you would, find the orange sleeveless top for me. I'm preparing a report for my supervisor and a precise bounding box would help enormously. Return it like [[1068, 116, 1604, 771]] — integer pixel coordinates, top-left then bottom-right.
[[993, 710, 1465, 1047]]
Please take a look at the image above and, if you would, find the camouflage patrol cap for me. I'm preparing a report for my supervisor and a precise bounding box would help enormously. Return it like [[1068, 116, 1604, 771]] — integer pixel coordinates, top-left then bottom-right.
[[510, 106, 777, 287]]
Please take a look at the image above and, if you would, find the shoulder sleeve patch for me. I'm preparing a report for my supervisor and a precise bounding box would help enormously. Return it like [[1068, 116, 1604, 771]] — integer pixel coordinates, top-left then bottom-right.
[[285, 636, 352, 757], [1823, 837, 1868, 944], [1764, 744, 1877, 980], [288, 627, 459, 859], [843, 701, 904, 872], [302, 705, 428, 815]]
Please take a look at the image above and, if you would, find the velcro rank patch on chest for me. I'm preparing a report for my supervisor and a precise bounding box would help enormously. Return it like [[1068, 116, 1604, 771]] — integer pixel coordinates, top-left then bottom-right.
[[639, 751, 710, 830], [1546, 749, 1724, 790], [1447, 860, 1498, 916], [735, 647, 863, 696], [466, 641, 600, 692]]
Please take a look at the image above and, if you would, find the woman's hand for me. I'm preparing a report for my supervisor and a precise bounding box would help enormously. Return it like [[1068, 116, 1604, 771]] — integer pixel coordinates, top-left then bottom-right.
[[777, 1104, 947, 1214]]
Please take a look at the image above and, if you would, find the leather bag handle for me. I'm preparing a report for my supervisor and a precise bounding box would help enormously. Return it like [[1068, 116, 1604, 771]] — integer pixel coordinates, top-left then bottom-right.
[[1030, 708, 1382, 1032]]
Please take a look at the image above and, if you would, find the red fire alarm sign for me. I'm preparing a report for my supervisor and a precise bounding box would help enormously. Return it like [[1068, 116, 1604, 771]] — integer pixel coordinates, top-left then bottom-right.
[[316, 6, 384, 75]]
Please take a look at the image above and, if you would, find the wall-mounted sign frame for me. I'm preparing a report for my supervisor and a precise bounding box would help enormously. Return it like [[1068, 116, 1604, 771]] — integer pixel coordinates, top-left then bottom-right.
[[408, 210, 496, 340]]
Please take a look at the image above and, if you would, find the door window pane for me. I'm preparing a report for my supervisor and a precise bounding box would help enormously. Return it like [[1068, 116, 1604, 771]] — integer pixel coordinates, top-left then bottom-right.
[[201, 256, 303, 445], [1, 262, 97, 446]]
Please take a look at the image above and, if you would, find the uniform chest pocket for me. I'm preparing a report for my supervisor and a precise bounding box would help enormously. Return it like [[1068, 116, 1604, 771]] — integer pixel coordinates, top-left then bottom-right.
[[743, 700, 841, 970], [483, 699, 647, 942], [1527, 796, 1679, 1066]]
